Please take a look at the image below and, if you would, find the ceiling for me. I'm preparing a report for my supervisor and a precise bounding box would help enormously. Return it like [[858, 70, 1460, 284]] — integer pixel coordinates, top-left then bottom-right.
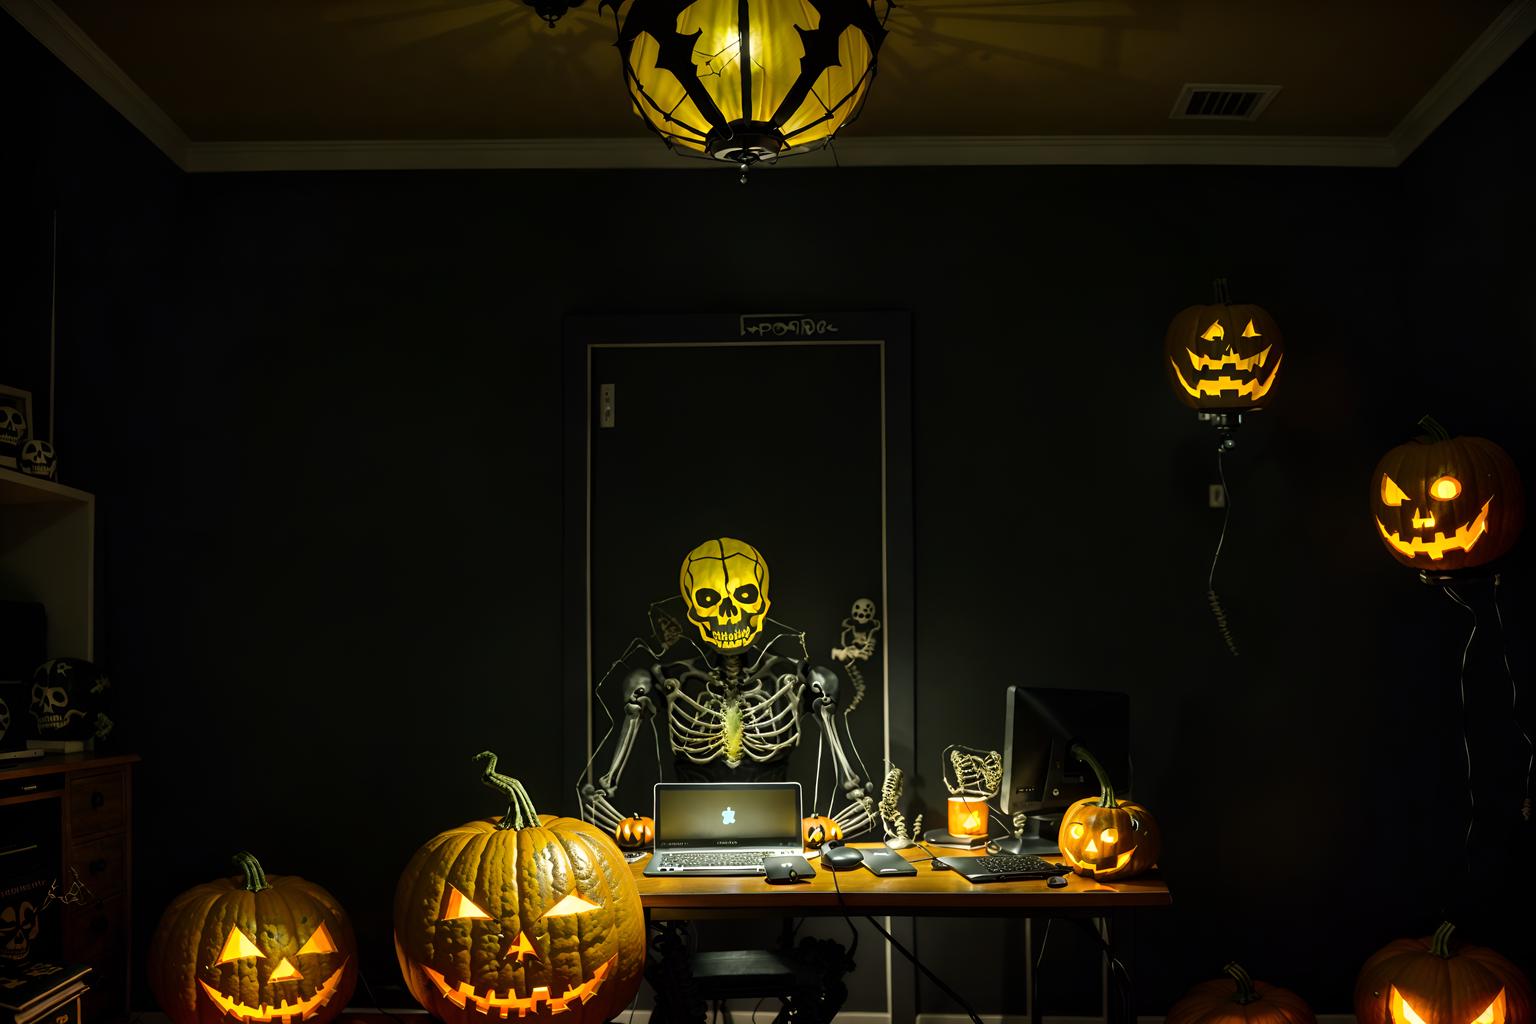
[[7, 0, 1535, 170]]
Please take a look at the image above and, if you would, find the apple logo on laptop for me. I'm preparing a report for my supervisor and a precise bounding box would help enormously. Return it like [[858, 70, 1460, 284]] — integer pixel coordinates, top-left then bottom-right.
[[721, 806, 736, 825]]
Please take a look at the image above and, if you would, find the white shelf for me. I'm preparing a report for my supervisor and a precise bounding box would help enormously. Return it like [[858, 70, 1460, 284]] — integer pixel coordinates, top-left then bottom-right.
[[0, 466, 95, 661]]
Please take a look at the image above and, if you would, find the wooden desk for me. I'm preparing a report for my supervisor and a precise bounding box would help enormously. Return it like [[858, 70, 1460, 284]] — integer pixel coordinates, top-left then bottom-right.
[[631, 844, 1170, 1024], [633, 844, 1171, 915]]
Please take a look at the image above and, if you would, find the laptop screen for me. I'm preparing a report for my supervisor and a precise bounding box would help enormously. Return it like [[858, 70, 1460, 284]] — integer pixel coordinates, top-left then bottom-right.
[[653, 783, 801, 850]]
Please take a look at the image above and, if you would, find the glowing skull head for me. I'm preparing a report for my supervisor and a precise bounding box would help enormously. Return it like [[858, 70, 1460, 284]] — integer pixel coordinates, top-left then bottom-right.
[[679, 538, 771, 651]]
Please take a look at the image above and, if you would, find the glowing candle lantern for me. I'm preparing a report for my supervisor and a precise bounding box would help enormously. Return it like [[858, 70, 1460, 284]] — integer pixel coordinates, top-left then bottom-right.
[[947, 797, 988, 839]]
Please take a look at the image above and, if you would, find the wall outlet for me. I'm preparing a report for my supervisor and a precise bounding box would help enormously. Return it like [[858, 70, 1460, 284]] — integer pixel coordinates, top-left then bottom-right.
[[1209, 484, 1226, 508], [599, 383, 615, 428]]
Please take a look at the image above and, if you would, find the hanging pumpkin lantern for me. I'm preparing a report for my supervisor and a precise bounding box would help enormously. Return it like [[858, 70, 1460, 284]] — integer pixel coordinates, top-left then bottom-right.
[[1165, 302, 1284, 410], [1371, 418, 1524, 571], [604, 0, 890, 173], [801, 814, 842, 850], [614, 813, 655, 850], [394, 752, 645, 1024], [147, 853, 358, 1024], [1056, 745, 1160, 881], [1167, 963, 1316, 1024], [1355, 922, 1533, 1024]]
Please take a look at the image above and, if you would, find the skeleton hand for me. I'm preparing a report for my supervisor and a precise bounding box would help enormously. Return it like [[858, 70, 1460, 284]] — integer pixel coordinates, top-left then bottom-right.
[[579, 783, 624, 834]]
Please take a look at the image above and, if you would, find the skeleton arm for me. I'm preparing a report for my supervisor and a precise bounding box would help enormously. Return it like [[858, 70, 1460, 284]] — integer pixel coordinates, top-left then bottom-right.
[[807, 666, 876, 837], [579, 668, 658, 834]]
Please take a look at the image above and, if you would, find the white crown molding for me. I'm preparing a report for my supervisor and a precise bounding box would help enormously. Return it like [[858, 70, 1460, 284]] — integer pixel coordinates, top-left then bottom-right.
[[5, 0, 1531, 173], [1390, 0, 1536, 161], [183, 133, 1399, 173], [2, 0, 189, 168]]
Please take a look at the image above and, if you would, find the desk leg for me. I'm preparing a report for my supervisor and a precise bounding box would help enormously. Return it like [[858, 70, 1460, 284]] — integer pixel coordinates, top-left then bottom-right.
[[1027, 919, 1041, 1024], [644, 916, 707, 1024]]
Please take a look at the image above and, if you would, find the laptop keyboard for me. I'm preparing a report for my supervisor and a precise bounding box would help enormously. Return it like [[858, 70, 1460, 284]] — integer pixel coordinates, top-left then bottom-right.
[[653, 851, 770, 871]]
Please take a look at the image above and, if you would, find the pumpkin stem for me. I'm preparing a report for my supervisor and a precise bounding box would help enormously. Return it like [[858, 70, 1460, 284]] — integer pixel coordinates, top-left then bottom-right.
[[1223, 963, 1260, 1005], [1070, 744, 1118, 808], [473, 750, 541, 830], [1430, 921, 1457, 958], [232, 852, 270, 892], [1417, 416, 1452, 443]]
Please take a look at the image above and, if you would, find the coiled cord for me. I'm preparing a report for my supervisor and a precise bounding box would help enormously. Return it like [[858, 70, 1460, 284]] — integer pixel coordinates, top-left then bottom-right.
[[1208, 444, 1239, 657]]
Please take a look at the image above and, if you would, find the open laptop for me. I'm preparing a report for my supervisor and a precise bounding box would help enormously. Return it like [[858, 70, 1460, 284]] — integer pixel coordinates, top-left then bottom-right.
[[643, 781, 803, 876]]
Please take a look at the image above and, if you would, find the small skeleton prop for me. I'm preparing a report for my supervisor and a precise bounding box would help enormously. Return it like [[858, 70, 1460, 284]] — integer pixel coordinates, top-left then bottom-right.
[[877, 765, 922, 849], [830, 597, 879, 714], [943, 745, 1003, 798], [581, 538, 876, 838]]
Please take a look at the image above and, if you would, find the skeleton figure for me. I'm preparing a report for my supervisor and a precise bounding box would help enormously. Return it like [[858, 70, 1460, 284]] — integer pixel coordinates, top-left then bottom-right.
[[829, 597, 879, 714], [581, 537, 877, 840]]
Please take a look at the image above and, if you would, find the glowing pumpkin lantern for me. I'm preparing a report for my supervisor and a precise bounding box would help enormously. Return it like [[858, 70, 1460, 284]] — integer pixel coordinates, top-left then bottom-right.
[[1056, 745, 1160, 881], [1355, 922, 1532, 1024], [147, 852, 358, 1024], [393, 752, 645, 1024], [1371, 418, 1524, 570], [1165, 303, 1284, 410], [1167, 963, 1317, 1024]]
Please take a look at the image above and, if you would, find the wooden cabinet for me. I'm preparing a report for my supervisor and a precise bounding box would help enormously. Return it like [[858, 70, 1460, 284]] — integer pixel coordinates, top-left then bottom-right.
[[0, 753, 137, 1022]]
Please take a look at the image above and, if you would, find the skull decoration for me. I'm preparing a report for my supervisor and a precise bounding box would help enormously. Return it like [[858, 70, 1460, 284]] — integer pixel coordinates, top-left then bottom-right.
[[18, 441, 56, 481], [1372, 419, 1524, 571], [679, 537, 771, 651], [0, 404, 25, 465], [0, 899, 39, 962], [1164, 303, 1284, 409], [147, 853, 358, 1024], [850, 598, 876, 625], [28, 659, 113, 742], [394, 753, 645, 1024]]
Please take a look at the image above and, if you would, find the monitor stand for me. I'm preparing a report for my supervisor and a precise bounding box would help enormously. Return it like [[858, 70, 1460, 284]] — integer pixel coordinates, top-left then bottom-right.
[[989, 813, 1061, 856]]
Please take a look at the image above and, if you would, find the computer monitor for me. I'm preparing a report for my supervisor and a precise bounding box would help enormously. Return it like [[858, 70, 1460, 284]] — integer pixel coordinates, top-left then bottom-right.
[[997, 686, 1131, 854]]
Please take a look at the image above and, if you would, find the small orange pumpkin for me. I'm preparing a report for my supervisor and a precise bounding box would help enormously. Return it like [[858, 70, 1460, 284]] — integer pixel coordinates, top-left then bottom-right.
[[801, 815, 842, 850], [614, 814, 655, 850], [1355, 922, 1533, 1024], [1167, 963, 1316, 1024], [1056, 744, 1159, 881]]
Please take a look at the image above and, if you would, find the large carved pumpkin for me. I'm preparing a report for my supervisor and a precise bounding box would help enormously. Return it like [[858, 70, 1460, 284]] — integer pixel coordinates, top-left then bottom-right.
[[1057, 745, 1160, 881], [1355, 922, 1533, 1024], [394, 752, 645, 1024], [147, 852, 358, 1024], [1167, 963, 1316, 1024], [1165, 303, 1284, 410], [1371, 418, 1524, 571]]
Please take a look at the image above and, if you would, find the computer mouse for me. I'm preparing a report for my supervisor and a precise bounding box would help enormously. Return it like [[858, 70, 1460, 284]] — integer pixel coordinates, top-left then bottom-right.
[[1046, 874, 1069, 888], [821, 843, 865, 870]]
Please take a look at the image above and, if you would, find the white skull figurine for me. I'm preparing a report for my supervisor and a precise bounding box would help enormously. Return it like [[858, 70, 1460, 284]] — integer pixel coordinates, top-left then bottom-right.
[[850, 598, 877, 625], [0, 407, 24, 455], [19, 440, 57, 480]]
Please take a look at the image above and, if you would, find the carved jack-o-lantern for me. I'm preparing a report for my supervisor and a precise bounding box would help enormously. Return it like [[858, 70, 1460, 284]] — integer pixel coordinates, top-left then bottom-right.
[[147, 853, 358, 1024], [1167, 963, 1317, 1024], [801, 815, 842, 850], [394, 753, 645, 1024], [1372, 419, 1524, 570], [1056, 745, 1160, 881], [1165, 303, 1284, 409], [1355, 922, 1533, 1024], [614, 814, 655, 850], [679, 538, 772, 651]]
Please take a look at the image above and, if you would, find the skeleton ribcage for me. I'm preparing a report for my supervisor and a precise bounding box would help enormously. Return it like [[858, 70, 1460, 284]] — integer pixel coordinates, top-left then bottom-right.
[[666, 673, 802, 769]]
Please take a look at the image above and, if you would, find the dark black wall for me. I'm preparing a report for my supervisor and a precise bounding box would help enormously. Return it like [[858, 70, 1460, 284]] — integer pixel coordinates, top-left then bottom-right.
[[6, 7, 1536, 1016]]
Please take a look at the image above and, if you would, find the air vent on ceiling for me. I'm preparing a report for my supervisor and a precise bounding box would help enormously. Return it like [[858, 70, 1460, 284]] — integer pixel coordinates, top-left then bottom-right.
[[1170, 83, 1281, 122]]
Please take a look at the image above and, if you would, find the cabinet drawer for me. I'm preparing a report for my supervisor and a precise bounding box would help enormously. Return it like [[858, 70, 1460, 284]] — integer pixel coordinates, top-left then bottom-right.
[[67, 834, 127, 899], [66, 769, 125, 837], [62, 894, 125, 970]]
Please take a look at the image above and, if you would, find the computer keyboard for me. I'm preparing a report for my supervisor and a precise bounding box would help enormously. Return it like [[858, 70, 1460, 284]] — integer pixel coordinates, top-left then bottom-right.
[[953, 853, 1071, 882], [652, 851, 770, 871]]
